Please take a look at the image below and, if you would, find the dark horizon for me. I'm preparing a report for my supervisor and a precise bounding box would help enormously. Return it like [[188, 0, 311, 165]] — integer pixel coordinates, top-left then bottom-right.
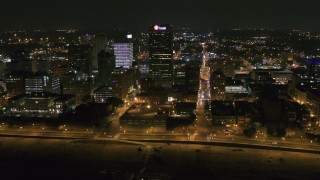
[[2, 0, 320, 32]]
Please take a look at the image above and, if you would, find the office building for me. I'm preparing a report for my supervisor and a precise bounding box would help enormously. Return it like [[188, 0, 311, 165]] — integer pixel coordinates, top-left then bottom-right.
[[7, 92, 75, 118], [25, 74, 60, 95], [185, 61, 200, 92], [111, 68, 135, 100], [211, 69, 226, 100], [60, 74, 96, 105], [5, 72, 26, 95], [173, 61, 186, 86], [98, 50, 115, 86], [114, 43, 133, 69], [92, 33, 107, 73], [94, 86, 113, 103], [308, 58, 320, 87], [149, 24, 173, 88]]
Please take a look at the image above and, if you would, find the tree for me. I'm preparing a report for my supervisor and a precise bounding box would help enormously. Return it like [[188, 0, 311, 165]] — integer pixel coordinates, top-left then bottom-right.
[[267, 125, 286, 137], [267, 126, 275, 137], [275, 126, 286, 137], [243, 126, 257, 138]]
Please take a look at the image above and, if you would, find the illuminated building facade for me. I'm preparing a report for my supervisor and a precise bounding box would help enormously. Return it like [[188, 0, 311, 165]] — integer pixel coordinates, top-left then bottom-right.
[[25, 74, 61, 95], [7, 92, 75, 118], [114, 43, 133, 69]]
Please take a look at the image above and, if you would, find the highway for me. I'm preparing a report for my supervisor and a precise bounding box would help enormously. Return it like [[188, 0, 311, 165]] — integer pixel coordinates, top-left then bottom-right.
[[0, 125, 319, 155]]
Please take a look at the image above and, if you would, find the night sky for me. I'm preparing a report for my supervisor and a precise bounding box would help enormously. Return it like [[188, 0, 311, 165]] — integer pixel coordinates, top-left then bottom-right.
[[2, 0, 320, 31]]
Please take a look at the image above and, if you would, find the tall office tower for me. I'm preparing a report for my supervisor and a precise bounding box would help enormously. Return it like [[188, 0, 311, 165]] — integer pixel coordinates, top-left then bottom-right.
[[114, 43, 133, 69], [98, 50, 115, 86], [149, 24, 173, 88], [92, 33, 107, 74]]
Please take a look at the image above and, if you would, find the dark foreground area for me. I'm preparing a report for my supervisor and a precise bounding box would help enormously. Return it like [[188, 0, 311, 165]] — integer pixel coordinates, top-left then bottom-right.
[[0, 137, 319, 180]]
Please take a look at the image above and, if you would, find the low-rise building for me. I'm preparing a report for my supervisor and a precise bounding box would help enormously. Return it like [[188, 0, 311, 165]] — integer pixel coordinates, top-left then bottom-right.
[[93, 86, 113, 103], [120, 104, 167, 132], [7, 92, 75, 118], [211, 101, 236, 125], [173, 102, 196, 117]]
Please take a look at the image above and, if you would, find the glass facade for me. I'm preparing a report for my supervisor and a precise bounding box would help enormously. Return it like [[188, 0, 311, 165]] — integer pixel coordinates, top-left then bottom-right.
[[149, 24, 173, 88]]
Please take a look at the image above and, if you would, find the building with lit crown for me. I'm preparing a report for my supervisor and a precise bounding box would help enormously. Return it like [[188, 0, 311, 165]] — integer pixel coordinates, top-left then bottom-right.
[[149, 24, 173, 88]]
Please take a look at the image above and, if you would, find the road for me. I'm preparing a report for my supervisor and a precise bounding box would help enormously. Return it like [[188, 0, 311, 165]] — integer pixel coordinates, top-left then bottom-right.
[[1, 126, 319, 155], [0, 102, 319, 155]]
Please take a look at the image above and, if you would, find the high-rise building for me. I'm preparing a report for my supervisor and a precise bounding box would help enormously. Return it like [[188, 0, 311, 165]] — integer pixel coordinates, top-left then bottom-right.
[[149, 24, 173, 88], [98, 50, 115, 86], [114, 43, 133, 69], [92, 33, 107, 74]]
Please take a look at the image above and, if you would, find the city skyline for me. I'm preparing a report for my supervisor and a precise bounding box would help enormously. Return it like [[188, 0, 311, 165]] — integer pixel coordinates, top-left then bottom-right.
[[1, 1, 320, 178], [2, 0, 320, 31]]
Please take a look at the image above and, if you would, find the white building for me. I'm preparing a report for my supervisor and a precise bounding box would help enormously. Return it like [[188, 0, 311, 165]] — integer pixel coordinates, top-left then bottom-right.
[[114, 43, 133, 69]]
